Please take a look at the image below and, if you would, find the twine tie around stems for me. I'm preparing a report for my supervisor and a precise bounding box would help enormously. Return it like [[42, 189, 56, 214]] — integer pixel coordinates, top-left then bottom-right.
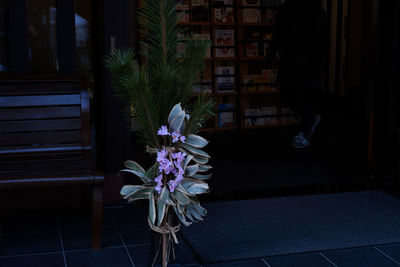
[[148, 218, 181, 244]]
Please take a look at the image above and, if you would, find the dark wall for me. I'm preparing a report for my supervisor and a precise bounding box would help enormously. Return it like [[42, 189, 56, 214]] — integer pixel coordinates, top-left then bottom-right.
[[98, 0, 133, 204], [373, 0, 400, 183]]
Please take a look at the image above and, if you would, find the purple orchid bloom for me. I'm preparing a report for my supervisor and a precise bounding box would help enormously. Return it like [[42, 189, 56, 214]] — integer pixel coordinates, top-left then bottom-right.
[[171, 130, 181, 143], [157, 125, 170, 136]]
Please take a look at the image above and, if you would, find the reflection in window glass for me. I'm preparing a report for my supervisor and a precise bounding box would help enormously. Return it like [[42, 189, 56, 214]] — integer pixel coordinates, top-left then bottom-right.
[[0, 1, 7, 72], [27, 0, 58, 73], [75, 1, 93, 74]]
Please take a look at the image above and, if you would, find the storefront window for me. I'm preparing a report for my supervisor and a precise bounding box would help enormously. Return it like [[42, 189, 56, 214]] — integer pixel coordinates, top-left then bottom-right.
[[75, 1, 93, 74], [0, 1, 7, 72], [27, 0, 58, 73]]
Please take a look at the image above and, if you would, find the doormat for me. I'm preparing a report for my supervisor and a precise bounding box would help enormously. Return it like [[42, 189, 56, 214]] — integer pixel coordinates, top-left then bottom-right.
[[182, 191, 400, 263]]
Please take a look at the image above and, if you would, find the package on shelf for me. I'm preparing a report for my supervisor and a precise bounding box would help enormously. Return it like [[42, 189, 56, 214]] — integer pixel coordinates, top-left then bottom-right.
[[214, 0, 233, 5], [262, 9, 278, 25], [245, 42, 259, 57], [243, 75, 257, 92], [261, 69, 278, 83], [177, 2, 190, 22], [243, 74, 276, 92], [191, 0, 208, 8], [215, 29, 235, 57], [242, 8, 261, 23], [216, 66, 235, 92], [242, 0, 261, 6], [218, 103, 235, 127], [260, 106, 277, 116], [193, 81, 213, 94], [214, 6, 234, 23]]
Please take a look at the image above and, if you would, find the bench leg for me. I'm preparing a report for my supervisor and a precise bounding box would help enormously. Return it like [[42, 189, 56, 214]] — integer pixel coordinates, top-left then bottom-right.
[[92, 185, 103, 250]]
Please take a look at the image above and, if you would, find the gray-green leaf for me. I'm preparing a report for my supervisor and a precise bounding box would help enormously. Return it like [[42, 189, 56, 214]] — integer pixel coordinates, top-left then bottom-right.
[[181, 144, 210, 158], [186, 182, 209, 195], [170, 110, 186, 132], [198, 165, 213, 172], [192, 173, 212, 180], [173, 189, 190, 205], [168, 103, 182, 126], [185, 134, 209, 148], [185, 164, 199, 176], [149, 192, 156, 225]]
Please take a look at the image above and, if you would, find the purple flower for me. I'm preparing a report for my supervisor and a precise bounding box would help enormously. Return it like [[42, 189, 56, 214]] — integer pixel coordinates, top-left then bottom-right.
[[179, 135, 186, 143], [157, 125, 170, 136], [172, 152, 186, 164], [156, 148, 168, 163], [169, 180, 178, 192], [154, 174, 162, 183], [159, 159, 173, 175], [155, 183, 163, 194], [171, 130, 181, 143]]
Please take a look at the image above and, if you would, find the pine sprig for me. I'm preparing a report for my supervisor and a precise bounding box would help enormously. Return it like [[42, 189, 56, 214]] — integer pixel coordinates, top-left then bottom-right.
[[184, 95, 215, 135], [106, 0, 213, 148]]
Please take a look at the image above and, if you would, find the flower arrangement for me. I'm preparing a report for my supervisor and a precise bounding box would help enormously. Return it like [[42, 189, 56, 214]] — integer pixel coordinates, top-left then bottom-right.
[[120, 103, 212, 265], [105, 0, 213, 265]]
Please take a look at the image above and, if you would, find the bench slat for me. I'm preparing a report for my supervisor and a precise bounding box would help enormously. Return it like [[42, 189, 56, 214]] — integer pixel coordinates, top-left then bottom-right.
[[0, 119, 82, 133], [0, 130, 82, 146], [0, 106, 81, 120], [0, 94, 81, 107], [0, 83, 81, 95]]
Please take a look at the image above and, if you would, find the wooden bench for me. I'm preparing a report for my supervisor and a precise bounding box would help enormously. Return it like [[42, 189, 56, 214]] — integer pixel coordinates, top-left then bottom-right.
[[0, 77, 104, 250]]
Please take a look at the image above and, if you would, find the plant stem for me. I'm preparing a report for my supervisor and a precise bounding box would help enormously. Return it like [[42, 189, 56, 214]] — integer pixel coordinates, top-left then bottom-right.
[[162, 232, 167, 267]]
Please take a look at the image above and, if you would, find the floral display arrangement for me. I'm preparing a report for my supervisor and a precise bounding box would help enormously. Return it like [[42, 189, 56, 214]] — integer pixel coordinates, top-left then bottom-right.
[[105, 0, 213, 266]]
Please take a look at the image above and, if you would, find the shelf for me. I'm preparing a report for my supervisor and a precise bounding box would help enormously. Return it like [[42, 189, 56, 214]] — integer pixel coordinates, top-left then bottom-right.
[[241, 90, 280, 95], [238, 23, 275, 27], [215, 125, 238, 131], [242, 121, 300, 129], [212, 57, 238, 61], [178, 21, 211, 26], [175, 1, 282, 134], [215, 91, 238, 96], [238, 56, 266, 61]]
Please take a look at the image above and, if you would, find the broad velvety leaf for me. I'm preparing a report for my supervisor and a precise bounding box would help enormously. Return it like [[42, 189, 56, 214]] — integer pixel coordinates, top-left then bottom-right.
[[149, 192, 156, 225], [124, 160, 146, 176], [120, 185, 145, 197], [186, 182, 209, 195], [170, 110, 186, 132], [173, 205, 192, 227], [120, 169, 149, 183], [187, 203, 203, 221], [145, 163, 159, 181], [198, 165, 212, 172], [168, 103, 182, 126], [185, 164, 199, 176], [192, 173, 212, 180], [191, 155, 209, 165], [127, 193, 150, 203], [156, 188, 168, 226], [181, 144, 210, 158], [191, 202, 207, 217], [173, 189, 190, 205], [122, 186, 153, 199], [185, 134, 209, 148], [183, 155, 193, 170]]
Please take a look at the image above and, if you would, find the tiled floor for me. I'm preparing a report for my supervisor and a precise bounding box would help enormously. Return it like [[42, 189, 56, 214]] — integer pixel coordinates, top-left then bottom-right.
[[1, 205, 400, 267]]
